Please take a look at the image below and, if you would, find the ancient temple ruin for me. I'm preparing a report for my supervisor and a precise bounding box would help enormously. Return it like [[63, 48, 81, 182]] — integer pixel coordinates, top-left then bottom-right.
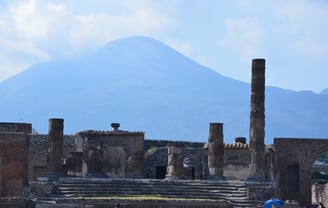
[[0, 59, 328, 208]]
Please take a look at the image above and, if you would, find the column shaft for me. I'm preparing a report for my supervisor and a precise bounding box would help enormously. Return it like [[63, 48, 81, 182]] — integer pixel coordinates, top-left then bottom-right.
[[47, 118, 64, 173], [207, 123, 224, 179], [248, 59, 266, 179]]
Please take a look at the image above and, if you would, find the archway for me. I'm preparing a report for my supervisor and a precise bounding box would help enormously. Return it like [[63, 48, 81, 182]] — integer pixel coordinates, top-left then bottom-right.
[[274, 138, 328, 207]]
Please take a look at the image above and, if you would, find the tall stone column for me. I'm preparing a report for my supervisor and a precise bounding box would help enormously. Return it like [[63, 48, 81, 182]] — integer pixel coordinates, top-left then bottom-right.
[[248, 59, 266, 180], [165, 143, 184, 180], [47, 118, 64, 173], [207, 123, 224, 180]]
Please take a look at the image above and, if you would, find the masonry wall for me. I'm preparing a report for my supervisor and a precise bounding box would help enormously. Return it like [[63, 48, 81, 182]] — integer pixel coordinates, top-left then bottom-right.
[[90, 201, 231, 208], [274, 138, 328, 207], [145, 140, 205, 179], [224, 148, 249, 180], [0, 122, 32, 134], [27, 135, 251, 181], [0, 132, 29, 197], [28, 134, 78, 181], [144, 140, 250, 180], [0, 198, 28, 208]]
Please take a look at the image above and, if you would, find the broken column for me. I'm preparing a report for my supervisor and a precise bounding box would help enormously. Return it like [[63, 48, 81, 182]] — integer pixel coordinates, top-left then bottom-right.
[[165, 143, 185, 180], [46, 118, 64, 174], [248, 59, 266, 180], [207, 123, 224, 180]]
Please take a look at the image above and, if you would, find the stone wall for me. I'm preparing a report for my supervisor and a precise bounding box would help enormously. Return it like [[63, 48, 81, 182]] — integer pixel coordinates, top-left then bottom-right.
[[26, 133, 251, 181], [0, 198, 29, 208], [145, 140, 205, 179], [28, 135, 47, 181], [0, 122, 32, 134], [31, 199, 231, 208], [144, 140, 250, 180], [274, 138, 328, 207], [312, 181, 328, 207], [144, 146, 168, 178], [0, 132, 28, 197], [78, 131, 145, 178], [145, 139, 204, 150], [28, 134, 79, 181], [224, 146, 249, 180]]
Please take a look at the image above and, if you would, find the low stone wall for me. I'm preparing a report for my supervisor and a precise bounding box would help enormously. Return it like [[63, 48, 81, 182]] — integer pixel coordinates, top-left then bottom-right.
[[0, 122, 32, 133], [246, 181, 273, 200], [0, 198, 30, 208], [29, 181, 56, 198], [28, 135, 79, 181], [34, 199, 232, 208]]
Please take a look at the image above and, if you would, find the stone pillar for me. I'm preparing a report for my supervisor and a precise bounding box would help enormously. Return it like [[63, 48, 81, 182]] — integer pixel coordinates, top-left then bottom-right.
[[207, 123, 225, 180], [165, 143, 185, 180], [81, 135, 89, 177], [47, 118, 64, 173], [248, 59, 266, 180]]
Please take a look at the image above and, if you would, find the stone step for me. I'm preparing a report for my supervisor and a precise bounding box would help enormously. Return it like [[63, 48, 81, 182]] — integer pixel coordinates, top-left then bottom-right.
[[57, 185, 247, 193], [56, 183, 247, 197], [52, 178, 260, 207], [58, 189, 246, 196], [58, 191, 247, 200], [57, 179, 248, 189], [60, 191, 244, 198], [58, 183, 247, 190]]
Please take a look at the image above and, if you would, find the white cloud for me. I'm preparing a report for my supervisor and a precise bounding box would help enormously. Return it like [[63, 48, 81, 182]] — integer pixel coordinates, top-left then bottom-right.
[[221, 17, 265, 60], [10, 0, 50, 40], [0, 0, 69, 59], [0, 38, 51, 60], [0, 55, 32, 82], [0, 0, 173, 81], [165, 40, 193, 57], [273, 1, 328, 58], [68, 5, 172, 53]]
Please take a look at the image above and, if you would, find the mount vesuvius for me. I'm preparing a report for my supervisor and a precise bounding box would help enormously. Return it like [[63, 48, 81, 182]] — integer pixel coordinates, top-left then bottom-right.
[[0, 36, 327, 144]]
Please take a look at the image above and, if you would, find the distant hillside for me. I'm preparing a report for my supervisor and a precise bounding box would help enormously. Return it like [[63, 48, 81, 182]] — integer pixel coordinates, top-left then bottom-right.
[[321, 88, 328, 95], [0, 36, 327, 144]]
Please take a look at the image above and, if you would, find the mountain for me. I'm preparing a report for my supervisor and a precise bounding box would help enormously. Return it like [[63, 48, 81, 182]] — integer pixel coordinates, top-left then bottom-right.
[[321, 88, 328, 95], [0, 36, 327, 144]]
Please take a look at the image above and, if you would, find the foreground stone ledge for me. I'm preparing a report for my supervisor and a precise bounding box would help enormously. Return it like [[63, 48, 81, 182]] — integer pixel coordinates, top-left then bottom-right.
[[0, 197, 34, 208], [35, 198, 232, 208]]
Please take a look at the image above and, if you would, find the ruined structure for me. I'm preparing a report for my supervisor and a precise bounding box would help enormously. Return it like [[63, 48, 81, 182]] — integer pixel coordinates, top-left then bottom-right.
[[77, 124, 144, 178], [248, 59, 266, 180], [207, 123, 224, 179], [0, 59, 327, 208], [46, 118, 64, 175]]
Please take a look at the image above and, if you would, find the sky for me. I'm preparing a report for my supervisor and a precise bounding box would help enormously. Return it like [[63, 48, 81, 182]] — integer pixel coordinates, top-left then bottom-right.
[[0, 0, 327, 93]]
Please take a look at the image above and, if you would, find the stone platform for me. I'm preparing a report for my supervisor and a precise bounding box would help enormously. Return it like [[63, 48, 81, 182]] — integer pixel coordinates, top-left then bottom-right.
[[28, 177, 274, 208]]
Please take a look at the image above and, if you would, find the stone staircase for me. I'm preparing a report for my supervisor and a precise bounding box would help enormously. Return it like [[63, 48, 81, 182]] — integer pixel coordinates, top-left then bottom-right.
[[46, 178, 262, 207]]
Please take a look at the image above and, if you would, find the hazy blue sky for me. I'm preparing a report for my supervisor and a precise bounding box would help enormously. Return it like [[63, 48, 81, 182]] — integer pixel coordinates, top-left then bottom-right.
[[0, 0, 327, 92]]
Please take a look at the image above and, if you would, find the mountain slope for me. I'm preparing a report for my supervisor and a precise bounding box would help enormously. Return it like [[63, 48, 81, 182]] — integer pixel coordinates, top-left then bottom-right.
[[0, 36, 327, 144]]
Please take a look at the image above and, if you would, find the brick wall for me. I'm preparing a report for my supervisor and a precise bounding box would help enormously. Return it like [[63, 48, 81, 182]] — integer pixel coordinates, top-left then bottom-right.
[[274, 138, 328, 207], [0, 132, 28, 197], [224, 148, 249, 180], [0, 122, 32, 133], [28, 134, 78, 181]]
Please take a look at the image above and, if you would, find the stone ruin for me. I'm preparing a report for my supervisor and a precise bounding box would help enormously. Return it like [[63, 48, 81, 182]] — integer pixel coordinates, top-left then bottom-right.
[[0, 59, 328, 208]]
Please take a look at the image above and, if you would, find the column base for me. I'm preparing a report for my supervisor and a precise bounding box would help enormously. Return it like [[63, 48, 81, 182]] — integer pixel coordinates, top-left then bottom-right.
[[205, 175, 225, 181], [246, 176, 267, 183], [165, 175, 186, 180], [38, 172, 66, 182], [86, 173, 106, 178]]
